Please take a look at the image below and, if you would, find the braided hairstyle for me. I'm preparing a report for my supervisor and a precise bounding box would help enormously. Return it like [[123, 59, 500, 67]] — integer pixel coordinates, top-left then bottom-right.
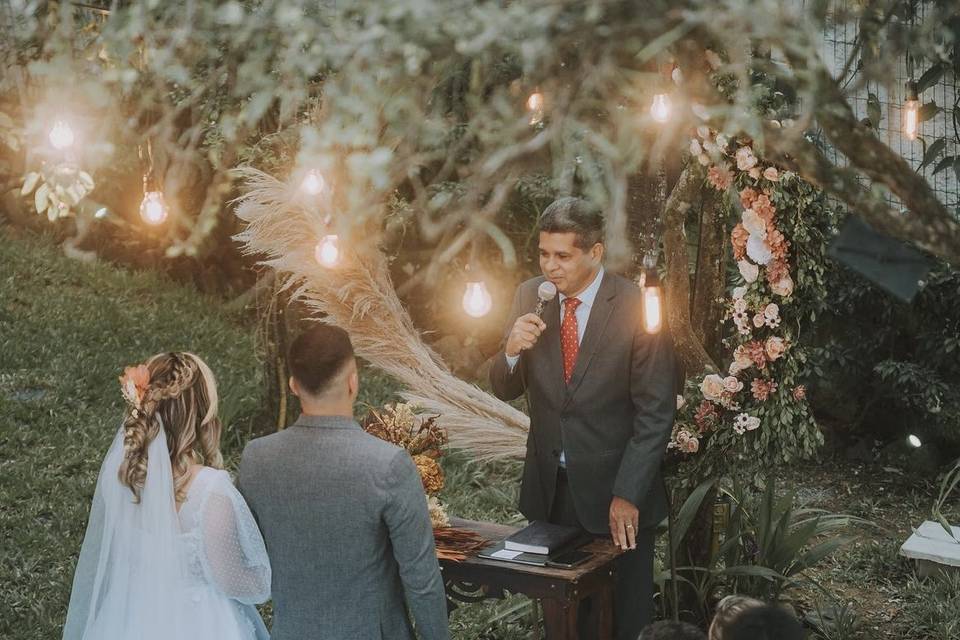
[[118, 352, 224, 504]]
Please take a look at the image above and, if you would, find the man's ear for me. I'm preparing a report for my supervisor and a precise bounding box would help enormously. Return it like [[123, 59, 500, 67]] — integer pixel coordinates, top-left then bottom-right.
[[590, 242, 605, 264], [289, 376, 300, 398], [348, 369, 360, 399]]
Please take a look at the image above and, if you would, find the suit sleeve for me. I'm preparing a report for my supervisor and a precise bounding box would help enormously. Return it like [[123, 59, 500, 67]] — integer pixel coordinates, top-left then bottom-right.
[[383, 452, 450, 640], [488, 284, 527, 401], [612, 319, 677, 508]]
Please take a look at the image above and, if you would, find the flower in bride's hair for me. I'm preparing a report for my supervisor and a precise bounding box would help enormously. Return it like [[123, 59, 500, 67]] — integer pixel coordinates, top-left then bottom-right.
[[119, 364, 151, 409]]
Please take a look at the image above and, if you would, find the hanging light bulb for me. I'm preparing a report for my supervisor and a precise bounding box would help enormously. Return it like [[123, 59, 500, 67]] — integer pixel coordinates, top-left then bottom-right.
[[903, 81, 920, 141], [462, 281, 493, 318], [315, 234, 340, 268], [526, 91, 545, 126], [300, 169, 327, 196], [641, 268, 663, 334], [49, 120, 75, 150], [139, 191, 169, 225], [907, 434, 922, 448], [650, 93, 671, 124]]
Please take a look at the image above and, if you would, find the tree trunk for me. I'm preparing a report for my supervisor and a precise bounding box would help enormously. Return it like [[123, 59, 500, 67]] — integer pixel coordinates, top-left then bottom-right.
[[690, 186, 727, 364], [663, 162, 719, 375]]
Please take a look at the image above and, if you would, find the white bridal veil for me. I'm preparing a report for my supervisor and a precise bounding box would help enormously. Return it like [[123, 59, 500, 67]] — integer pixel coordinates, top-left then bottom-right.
[[63, 422, 193, 640]]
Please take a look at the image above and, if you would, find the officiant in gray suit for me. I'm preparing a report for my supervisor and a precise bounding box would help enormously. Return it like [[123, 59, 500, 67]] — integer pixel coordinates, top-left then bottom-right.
[[239, 325, 449, 640], [489, 197, 677, 639]]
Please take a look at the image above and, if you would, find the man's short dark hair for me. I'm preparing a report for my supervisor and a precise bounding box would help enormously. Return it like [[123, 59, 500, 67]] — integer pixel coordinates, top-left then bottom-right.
[[724, 605, 804, 640], [638, 620, 707, 640], [537, 196, 605, 250], [288, 324, 355, 396]]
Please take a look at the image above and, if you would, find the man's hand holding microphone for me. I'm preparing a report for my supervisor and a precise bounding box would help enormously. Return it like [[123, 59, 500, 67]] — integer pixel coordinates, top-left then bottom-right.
[[505, 281, 557, 358]]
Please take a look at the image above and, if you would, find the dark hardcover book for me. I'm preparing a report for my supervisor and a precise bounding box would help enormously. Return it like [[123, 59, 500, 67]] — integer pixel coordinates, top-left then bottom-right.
[[503, 520, 585, 555]]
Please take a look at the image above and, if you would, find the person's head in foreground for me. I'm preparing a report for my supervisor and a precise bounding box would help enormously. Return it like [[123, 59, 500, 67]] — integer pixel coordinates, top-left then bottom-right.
[[708, 594, 764, 640], [537, 196, 605, 297], [118, 351, 222, 504], [288, 324, 359, 415], [638, 619, 707, 640], [723, 604, 805, 640]]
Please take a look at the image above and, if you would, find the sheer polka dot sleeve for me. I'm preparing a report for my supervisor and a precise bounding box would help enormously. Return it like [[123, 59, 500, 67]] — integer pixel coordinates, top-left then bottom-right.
[[199, 471, 271, 605]]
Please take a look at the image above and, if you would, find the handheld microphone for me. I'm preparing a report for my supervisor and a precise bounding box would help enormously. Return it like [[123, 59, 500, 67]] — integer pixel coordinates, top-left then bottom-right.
[[534, 281, 558, 318]]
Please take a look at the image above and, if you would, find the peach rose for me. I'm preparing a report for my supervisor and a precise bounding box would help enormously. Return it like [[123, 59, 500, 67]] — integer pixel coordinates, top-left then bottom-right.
[[771, 274, 795, 297], [763, 167, 779, 181], [765, 336, 787, 361], [707, 165, 733, 190], [753, 313, 766, 328], [723, 376, 744, 393], [699, 374, 725, 402], [748, 167, 762, 180]]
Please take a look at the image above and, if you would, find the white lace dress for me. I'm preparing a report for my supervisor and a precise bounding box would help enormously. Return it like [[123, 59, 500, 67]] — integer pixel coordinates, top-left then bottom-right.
[[175, 467, 271, 640]]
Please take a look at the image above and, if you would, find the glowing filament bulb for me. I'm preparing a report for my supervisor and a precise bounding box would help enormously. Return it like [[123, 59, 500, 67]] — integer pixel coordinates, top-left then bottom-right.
[[907, 434, 922, 448], [462, 281, 493, 318], [301, 169, 326, 195], [642, 285, 663, 334], [527, 92, 545, 125], [903, 98, 920, 141], [650, 94, 671, 123], [315, 234, 340, 267], [139, 191, 169, 225], [49, 120, 75, 150]]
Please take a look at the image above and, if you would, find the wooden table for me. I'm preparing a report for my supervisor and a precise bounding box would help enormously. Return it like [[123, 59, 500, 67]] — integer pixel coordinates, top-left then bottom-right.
[[440, 518, 622, 640]]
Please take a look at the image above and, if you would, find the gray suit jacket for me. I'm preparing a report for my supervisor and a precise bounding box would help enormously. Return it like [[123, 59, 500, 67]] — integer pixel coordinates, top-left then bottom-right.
[[489, 272, 677, 533], [238, 414, 450, 640]]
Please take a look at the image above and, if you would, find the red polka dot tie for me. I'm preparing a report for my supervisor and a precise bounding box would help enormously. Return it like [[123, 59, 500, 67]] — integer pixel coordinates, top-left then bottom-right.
[[561, 297, 581, 384]]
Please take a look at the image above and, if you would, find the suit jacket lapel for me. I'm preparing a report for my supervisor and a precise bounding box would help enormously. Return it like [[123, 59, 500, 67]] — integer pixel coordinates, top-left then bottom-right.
[[564, 274, 617, 406]]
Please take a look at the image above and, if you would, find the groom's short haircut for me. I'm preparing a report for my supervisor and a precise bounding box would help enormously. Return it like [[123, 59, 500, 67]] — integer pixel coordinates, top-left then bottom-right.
[[288, 325, 355, 396]]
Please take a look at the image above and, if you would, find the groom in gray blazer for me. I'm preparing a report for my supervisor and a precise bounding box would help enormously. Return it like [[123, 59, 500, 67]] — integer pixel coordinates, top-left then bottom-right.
[[490, 197, 677, 639], [239, 325, 449, 640]]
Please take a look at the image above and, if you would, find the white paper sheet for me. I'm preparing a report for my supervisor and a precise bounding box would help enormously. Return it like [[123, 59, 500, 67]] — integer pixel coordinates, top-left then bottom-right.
[[490, 548, 525, 560]]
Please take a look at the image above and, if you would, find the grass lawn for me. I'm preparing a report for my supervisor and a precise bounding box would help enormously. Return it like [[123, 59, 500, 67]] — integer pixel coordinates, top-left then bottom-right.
[[2, 228, 958, 639]]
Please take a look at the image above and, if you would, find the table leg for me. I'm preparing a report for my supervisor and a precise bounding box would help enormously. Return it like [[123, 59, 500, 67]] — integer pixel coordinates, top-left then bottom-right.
[[594, 584, 614, 639], [542, 598, 578, 640]]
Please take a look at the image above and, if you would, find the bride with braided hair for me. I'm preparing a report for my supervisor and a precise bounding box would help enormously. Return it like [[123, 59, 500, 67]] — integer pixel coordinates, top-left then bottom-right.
[[63, 352, 271, 640]]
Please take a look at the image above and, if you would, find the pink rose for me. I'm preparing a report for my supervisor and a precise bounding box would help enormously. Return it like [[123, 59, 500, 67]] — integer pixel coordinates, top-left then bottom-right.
[[793, 385, 807, 401], [723, 376, 744, 393], [707, 165, 734, 191], [683, 437, 700, 453], [763, 167, 779, 181], [736, 147, 758, 171], [753, 313, 766, 328]]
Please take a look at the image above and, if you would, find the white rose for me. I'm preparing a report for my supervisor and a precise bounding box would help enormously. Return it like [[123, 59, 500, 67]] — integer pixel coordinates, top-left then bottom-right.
[[746, 235, 774, 265], [699, 374, 725, 401], [733, 286, 748, 300], [741, 209, 767, 237], [745, 416, 761, 431], [698, 154, 711, 165], [677, 395, 686, 410], [764, 303, 780, 320], [733, 298, 748, 313], [690, 139, 703, 156], [716, 133, 729, 149], [703, 140, 719, 155], [753, 313, 766, 328], [697, 125, 711, 139], [738, 260, 759, 283], [729, 361, 748, 375]]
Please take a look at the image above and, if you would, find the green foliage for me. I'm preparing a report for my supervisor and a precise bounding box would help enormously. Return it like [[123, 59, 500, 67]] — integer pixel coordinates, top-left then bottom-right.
[[813, 259, 960, 448], [660, 477, 857, 622], [898, 571, 960, 640]]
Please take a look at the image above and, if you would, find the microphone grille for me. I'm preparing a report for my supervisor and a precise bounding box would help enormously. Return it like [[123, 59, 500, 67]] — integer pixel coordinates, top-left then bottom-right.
[[537, 281, 558, 301]]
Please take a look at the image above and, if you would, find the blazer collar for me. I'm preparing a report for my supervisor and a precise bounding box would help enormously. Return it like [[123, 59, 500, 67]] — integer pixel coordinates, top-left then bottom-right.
[[291, 414, 361, 430]]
